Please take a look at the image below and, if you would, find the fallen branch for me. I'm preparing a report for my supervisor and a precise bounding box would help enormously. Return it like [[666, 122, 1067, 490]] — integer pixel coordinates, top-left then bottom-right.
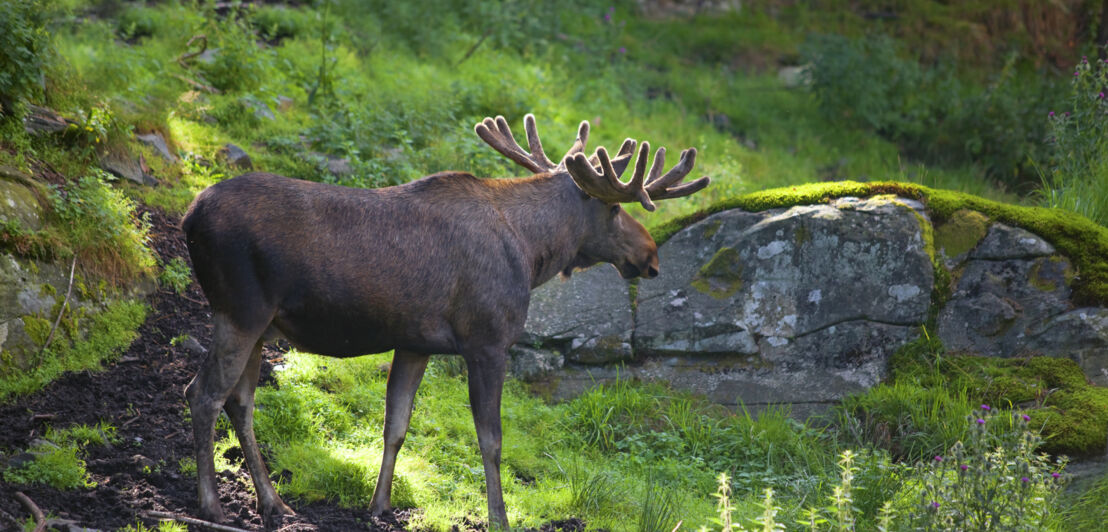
[[177, 34, 209, 69], [145, 511, 251, 532], [15, 492, 46, 532], [36, 255, 77, 368], [171, 73, 221, 95]]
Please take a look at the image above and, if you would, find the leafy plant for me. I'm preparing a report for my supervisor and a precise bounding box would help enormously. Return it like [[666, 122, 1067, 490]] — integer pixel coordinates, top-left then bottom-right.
[[906, 406, 1067, 531], [1, 423, 115, 490], [158, 257, 192, 295], [0, 0, 52, 117], [1039, 51, 1108, 225]]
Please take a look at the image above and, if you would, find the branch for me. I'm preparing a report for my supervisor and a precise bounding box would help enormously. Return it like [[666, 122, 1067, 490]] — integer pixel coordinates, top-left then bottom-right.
[[15, 492, 46, 532], [145, 511, 252, 532], [36, 255, 77, 368], [455, 28, 493, 67]]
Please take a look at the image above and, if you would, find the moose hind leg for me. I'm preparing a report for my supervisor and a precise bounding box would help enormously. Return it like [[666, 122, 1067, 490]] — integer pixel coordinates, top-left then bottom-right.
[[464, 349, 509, 530], [223, 339, 295, 527], [185, 314, 264, 524], [370, 349, 430, 515]]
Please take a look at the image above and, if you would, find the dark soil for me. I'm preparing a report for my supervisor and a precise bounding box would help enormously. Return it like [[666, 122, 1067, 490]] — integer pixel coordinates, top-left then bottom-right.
[[0, 206, 588, 532]]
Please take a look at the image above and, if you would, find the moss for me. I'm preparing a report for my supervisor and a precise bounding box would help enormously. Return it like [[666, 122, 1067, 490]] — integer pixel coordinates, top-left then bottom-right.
[[651, 181, 1108, 306], [0, 299, 148, 403], [888, 336, 1106, 456], [795, 223, 810, 246], [689, 247, 743, 299], [933, 209, 990, 260]]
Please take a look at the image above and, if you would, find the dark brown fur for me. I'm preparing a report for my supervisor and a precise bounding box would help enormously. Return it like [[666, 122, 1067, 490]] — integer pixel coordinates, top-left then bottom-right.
[[181, 169, 659, 528]]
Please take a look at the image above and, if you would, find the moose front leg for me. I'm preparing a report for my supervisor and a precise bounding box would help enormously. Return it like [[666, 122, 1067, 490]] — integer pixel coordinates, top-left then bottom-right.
[[370, 349, 430, 515], [464, 349, 509, 529]]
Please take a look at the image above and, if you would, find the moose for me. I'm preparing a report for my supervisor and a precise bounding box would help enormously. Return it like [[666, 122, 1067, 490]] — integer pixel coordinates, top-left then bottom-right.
[[181, 114, 710, 528]]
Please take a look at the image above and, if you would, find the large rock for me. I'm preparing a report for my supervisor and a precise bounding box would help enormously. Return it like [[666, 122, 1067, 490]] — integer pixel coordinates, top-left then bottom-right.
[[1, 170, 46, 230], [938, 222, 1108, 382], [521, 265, 633, 365]]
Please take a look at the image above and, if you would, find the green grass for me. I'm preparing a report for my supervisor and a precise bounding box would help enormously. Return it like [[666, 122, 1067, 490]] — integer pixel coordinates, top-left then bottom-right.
[[2, 422, 117, 490]]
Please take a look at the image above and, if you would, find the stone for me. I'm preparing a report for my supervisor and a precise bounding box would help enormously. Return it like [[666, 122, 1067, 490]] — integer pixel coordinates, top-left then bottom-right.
[[522, 265, 633, 365], [180, 336, 207, 356], [1024, 309, 1108, 386], [100, 152, 156, 186], [778, 64, 811, 88], [970, 223, 1055, 260], [218, 144, 253, 170], [22, 104, 72, 135], [636, 196, 932, 361], [135, 132, 177, 163], [507, 345, 564, 381], [276, 95, 294, 112], [938, 256, 1073, 357], [934, 209, 989, 267], [326, 157, 353, 177], [0, 173, 45, 230]]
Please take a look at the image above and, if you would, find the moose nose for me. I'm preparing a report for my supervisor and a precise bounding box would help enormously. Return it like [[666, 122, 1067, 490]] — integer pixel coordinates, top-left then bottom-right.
[[645, 264, 659, 278]]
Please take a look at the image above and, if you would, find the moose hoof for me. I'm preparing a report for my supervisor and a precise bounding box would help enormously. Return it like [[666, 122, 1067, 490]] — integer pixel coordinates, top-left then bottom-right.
[[199, 505, 226, 525], [261, 501, 296, 530]]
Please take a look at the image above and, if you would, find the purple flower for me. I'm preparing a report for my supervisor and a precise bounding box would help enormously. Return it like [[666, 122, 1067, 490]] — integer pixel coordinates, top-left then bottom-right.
[[1052, 472, 1061, 479], [1021, 477, 1030, 483], [976, 418, 986, 424], [1066, 111, 1071, 117], [931, 501, 941, 509], [980, 404, 991, 411], [1100, 92, 1105, 100], [603, 13, 611, 22], [961, 464, 969, 471], [1049, 111, 1056, 117], [1022, 414, 1031, 421], [619, 46, 626, 54], [934, 455, 943, 462], [1075, 71, 1081, 76]]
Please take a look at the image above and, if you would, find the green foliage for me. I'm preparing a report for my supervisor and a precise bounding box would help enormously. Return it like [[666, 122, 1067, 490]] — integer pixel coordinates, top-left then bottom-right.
[[2, 423, 115, 490], [1061, 471, 1108, 531], [884, 334, 1108, 456], [0, 299, 147, 403], [116, 5, 159, 42], [1039, 51, 1108, 225], [803, 33, 1058, 185], [158, 256, 192, 295], [118, 520, 188, 532], [0, 0, 53, 116], [904, 409, 1066, 531], [50, 172, 155, 283]]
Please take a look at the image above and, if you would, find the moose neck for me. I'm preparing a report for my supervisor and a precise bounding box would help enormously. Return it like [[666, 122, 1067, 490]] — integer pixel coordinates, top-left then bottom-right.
[[490, 173, 593, 289]]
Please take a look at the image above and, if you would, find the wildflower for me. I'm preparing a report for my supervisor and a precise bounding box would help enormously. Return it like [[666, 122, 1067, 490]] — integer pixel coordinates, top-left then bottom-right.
[[1075, 71, 1081, 76], [1021, 477, 1030, 483], [1049, 111, 1056, 117], [604, 12, 611, 22], [931, 501, 941, 509], [618, 47, 626, 54], [980, 404, 991, 411], [976, 418, 986, 424], [934, 455, 943, 462], [1052, 472, 1061, 479], [1022, 414, 1031, 421], [961, 464, 969, 471], [1100, 92, 1105, 100]]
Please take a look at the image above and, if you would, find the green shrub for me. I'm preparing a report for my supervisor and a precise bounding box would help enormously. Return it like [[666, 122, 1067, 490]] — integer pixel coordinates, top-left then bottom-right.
[[1039, 51, 1108, 226], [116, 5, 159, 42], [51, 172, 155, 283], [1, 423, 115, 490], [803, 33, 1056, 185], [158, 257, 192, 295], [904, 408, 1066, 531], [0, 0, 53, 116]]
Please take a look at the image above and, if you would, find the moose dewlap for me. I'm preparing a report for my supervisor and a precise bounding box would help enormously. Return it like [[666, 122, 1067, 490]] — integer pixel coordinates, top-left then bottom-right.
[[181, 114, 710, 528]]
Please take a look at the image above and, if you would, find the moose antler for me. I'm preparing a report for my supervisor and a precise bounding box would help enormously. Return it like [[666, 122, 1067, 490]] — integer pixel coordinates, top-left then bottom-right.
[[565, 141, 710, 211], [475, 114, 636, 174]]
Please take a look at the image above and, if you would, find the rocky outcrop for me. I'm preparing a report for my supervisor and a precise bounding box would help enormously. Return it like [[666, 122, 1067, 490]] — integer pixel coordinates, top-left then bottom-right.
[[512, 195, 1108, 406]]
